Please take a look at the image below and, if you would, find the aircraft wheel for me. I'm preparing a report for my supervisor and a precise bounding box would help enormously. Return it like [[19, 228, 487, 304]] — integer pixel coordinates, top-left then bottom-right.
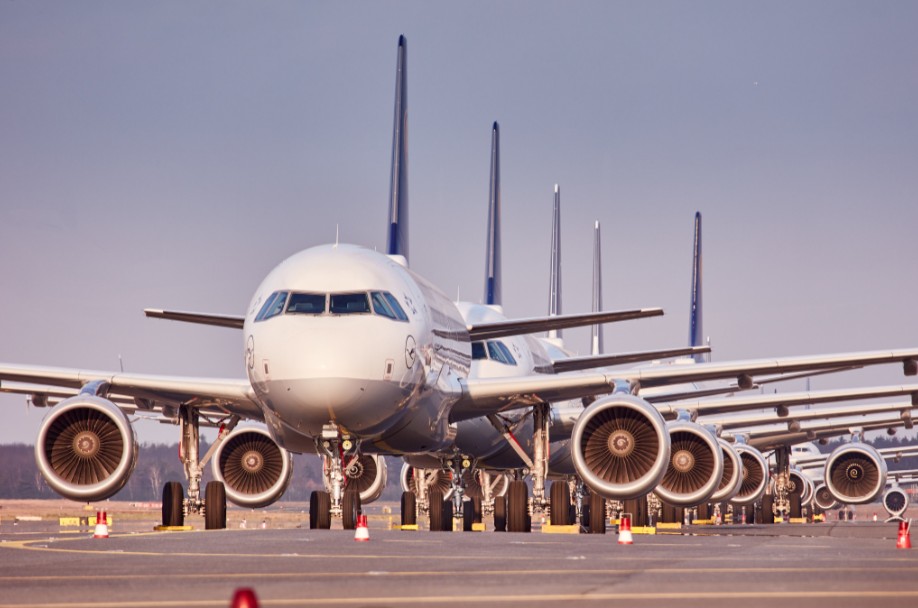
[[428, 488, 445, 531], [472, 496, 483, 523], [441, 497, 454, 531], [494, 496, 507, 532], [342, 490, 361, 530], [463, 501, 475, 531], [162, 481, 184, 527], [789, 493, 802, 519], [309, 490, 331, 529], [762, 495, 775, 524], [204, 481, 227, 530], [549, 481, 572, 525], [507, 480, 529, 532], [400, 491, 417, 526], [589, 492, 606, 534]]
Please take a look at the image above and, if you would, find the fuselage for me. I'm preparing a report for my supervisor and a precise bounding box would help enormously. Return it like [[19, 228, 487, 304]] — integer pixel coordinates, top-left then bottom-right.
[[243, 244, 470, 454]]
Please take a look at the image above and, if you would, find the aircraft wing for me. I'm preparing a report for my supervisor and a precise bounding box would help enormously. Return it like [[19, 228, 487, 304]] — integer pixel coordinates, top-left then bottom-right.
[[621, 349, 918, 389], [467, 308, 662, 341], [144, 309, 245, 329], [739, 414, 912, 451], [703, 401, 915, 431], [545, 346, 711, 374], [0, 363, 262, 420]]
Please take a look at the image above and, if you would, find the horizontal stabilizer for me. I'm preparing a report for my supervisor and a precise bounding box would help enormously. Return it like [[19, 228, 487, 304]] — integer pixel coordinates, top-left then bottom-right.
[[468, 308, 662, 341], [144, 309, 244, 329], [547, 346, 711, 374]]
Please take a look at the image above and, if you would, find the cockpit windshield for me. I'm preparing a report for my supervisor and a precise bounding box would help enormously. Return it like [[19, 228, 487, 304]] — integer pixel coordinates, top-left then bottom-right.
[[255, 290, 409, 322], [471, 340, 518, 365]]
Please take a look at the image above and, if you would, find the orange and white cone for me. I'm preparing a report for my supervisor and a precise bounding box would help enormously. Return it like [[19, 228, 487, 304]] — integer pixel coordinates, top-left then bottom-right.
[[354, 514, 370, 542], [896, 519, 912, 549], [92, 511, 109, 539], [618, 514, 633, 545], [230, 588, 259, 608]]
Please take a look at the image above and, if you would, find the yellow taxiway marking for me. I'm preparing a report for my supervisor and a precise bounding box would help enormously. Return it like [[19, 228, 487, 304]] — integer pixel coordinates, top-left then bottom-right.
[[3, 590, 918, 608]]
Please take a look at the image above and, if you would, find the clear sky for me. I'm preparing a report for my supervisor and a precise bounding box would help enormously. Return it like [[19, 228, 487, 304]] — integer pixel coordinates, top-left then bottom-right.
[[2, 1, 917, 444]]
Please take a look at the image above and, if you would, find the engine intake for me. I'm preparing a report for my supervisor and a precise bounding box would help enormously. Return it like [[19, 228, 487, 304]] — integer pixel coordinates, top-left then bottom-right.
[[884, 486, 908, 519], [400, 464, 453, 498], [710, 438, 743, 503], [212, 427, 292, 508], [786, 468, 815, 505], [343, 455, 388, 503], [731, 444, 769, 506], [571, 395, 670, 500], [823, 443, 887, 505], [35, 396, 137, 502], [813, 483, 838, 511], [654, 421, 724, 507]]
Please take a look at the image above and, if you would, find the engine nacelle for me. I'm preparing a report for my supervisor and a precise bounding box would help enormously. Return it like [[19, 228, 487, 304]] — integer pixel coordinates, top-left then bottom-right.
[[341, 454, 388, 503], [35, 396, 138, 502], [884, 485, 909, 519], [571, 394, 670, 500], [823, 443, 887, 505], [813, 483, 838, 511], [731, 444, 769, 506], [400, 463, 453, 498], [710, 438, 743, 503], [654, 421, 724, 507], [212, 427, 292, 508], [785, 468, 814, 505]]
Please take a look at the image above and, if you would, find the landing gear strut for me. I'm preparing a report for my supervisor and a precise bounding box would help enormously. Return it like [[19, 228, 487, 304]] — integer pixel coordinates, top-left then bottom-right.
[[316, 423, 362, 529]]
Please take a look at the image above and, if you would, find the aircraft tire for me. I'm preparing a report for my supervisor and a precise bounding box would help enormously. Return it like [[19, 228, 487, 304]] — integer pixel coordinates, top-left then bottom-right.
[[588, 492, 606, 534], [494, 496, 507, 532], [309, 490, 331, 529], [342, 490, 361, 530], [507, 480, 529, 532], [400, 491, 417, 526], [162, 481, 184, 527], [550, 481, 572, 525], [204, 481, 227, 530], [762, 495, 775, 524], [463, 501, 474, 531], [428, 488, 445, 531]]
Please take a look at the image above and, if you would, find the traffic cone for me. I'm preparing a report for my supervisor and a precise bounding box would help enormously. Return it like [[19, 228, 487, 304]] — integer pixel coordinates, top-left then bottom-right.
[[896, 519, 912, 549], [618, 514, 633, 545], [230, 588, 259, 608], [354, 514, 370, 541], [92, 511, 109, 539]]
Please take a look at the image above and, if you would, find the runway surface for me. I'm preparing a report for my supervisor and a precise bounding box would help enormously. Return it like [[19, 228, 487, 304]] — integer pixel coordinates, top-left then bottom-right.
[[2, 519, 918, 607]]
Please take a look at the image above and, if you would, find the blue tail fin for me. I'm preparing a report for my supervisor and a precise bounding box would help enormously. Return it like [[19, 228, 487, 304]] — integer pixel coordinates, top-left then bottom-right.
[[386, 35, 409, 261], [547, 185, 562, 338], [591, 220, 604, 355], [483, 122, 501, 306], [688, 212, 704, 361]]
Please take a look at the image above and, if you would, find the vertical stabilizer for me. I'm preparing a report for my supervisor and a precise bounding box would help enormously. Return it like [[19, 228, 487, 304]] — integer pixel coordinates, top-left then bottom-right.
[[547, 185, 562, 339], [483, 122, 501, 306], [591, 220, 604, 355], [688, 212, 704, 361], [386, 35, 409, 261]]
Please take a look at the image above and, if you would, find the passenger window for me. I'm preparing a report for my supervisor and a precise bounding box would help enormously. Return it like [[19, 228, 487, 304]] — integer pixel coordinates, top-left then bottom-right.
[[330, 293, 371, 314], [255, 291, 289, 322], [287, 293, 326, 314], [471, 342, 487, 360]]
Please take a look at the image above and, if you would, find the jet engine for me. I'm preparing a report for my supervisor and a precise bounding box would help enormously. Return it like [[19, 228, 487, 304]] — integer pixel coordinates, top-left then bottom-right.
[[342, 454, 388, 503], [883, 485, 909, 519], [813, 483, 838, 511], [571, 394, 670, 500], [710, 438, 743, 503], [35, 395, 138, 502], [654, 421, 724, 507], [400, 463, 452, 498], [823, 443, 887, 505], [212, 427, 292, 508], [730, 444, 769, 506], [785, 468, 815, 505]]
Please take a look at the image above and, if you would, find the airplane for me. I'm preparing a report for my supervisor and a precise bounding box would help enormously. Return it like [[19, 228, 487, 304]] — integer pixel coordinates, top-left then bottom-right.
[[4, 36, 918, 533]]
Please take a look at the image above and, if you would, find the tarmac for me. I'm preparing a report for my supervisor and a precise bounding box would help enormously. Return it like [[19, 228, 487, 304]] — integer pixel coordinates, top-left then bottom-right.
[[1, 514, 918, 608]]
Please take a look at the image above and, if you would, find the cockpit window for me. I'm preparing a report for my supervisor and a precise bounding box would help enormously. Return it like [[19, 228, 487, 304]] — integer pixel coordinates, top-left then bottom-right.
[[255, 291, 289, 322], [471, 342, 487, 360], [330, 292, 371, 314], [287, 293, 326, 314], [487, 340, 518, 365], [370, 291, 409, 322]]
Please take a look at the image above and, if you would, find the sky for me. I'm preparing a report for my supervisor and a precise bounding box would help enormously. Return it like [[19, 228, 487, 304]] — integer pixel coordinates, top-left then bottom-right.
[[1, 1, 918, 445]]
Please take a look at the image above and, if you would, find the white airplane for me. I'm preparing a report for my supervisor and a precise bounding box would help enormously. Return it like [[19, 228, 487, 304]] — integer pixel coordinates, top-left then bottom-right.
[[4, 36, 918, 532]]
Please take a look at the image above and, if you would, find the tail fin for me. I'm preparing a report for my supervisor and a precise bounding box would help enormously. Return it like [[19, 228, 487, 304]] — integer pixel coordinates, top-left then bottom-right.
[[591, 220, 604, 355], [547, 185, 562, 339], [688, 211, 704, 361], [386, 35, 409, 261], [483, 122, 501, 306]]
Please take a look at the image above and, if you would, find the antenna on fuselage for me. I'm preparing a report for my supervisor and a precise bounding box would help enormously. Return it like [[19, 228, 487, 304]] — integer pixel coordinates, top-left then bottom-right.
[[688, 211, 705, 362], [591, 220, 604, 356], [386, 35, 409, 263], [547, 184, 562, 340], [483, 122, 501, 307]]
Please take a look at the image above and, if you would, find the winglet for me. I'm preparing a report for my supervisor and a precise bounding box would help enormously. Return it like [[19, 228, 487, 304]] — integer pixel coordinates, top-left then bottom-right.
[[688, 212, 704, 361], [547, 185, 562, 338], [591, 220, 604, 356], [483, 122, 501, 306], [386, 35, 409, 261]]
